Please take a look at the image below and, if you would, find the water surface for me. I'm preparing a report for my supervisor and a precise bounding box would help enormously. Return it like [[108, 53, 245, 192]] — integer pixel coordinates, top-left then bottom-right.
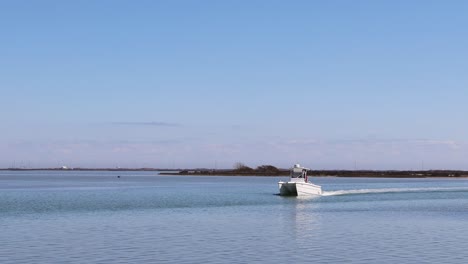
[[1, 171, 468, 263]]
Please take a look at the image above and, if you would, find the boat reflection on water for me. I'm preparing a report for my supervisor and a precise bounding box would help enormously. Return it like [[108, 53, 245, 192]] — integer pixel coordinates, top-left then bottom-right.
[[292, 197, 321, 237]]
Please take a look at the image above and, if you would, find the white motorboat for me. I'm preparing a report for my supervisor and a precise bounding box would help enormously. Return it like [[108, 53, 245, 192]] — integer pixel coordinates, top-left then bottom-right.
[[278, 164, 322, 196]]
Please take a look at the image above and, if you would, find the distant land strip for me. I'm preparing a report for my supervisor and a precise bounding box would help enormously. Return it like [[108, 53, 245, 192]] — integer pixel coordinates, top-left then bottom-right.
[[0, 168, 173, 171], [2, 167, 468, 178], [162, 169, 468, 178]]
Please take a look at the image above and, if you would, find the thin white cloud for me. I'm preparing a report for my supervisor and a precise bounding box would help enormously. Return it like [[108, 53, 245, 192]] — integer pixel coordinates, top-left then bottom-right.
[[110, 121, 181, 127]]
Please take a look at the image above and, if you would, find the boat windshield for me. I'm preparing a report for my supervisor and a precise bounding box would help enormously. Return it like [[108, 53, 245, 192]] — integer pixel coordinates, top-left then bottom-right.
[[291, 169, 307, 178]]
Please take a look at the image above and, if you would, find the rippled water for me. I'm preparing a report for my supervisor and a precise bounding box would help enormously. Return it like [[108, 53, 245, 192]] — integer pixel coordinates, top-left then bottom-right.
[[1, 171, 468, 263]]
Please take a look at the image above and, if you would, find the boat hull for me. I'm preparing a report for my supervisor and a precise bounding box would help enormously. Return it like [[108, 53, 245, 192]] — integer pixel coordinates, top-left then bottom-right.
[[278, 182, 322, 196]]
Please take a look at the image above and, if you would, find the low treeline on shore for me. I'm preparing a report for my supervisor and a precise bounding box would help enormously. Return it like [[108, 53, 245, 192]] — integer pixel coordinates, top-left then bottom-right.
[[171, 165, 290, 176], [312, 170, 468, 178], [163, 164, 468, 178]]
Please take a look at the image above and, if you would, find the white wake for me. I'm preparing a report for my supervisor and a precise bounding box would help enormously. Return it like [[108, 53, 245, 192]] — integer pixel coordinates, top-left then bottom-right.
[[322, 187, 468, 196]]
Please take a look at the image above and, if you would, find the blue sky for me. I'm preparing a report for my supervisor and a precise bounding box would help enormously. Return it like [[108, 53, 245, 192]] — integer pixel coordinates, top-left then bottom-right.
[[1, 0, 467, 169]]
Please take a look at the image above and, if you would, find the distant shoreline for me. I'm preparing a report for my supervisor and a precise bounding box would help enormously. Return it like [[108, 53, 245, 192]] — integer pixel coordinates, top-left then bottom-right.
[[0, 168, 171, 171], [3, 168, 467, 178], [160, 170, 468, 178]]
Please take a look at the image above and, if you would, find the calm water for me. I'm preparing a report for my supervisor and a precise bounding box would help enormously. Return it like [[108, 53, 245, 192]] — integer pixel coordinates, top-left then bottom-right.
[[1, 171, 468, 263]]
